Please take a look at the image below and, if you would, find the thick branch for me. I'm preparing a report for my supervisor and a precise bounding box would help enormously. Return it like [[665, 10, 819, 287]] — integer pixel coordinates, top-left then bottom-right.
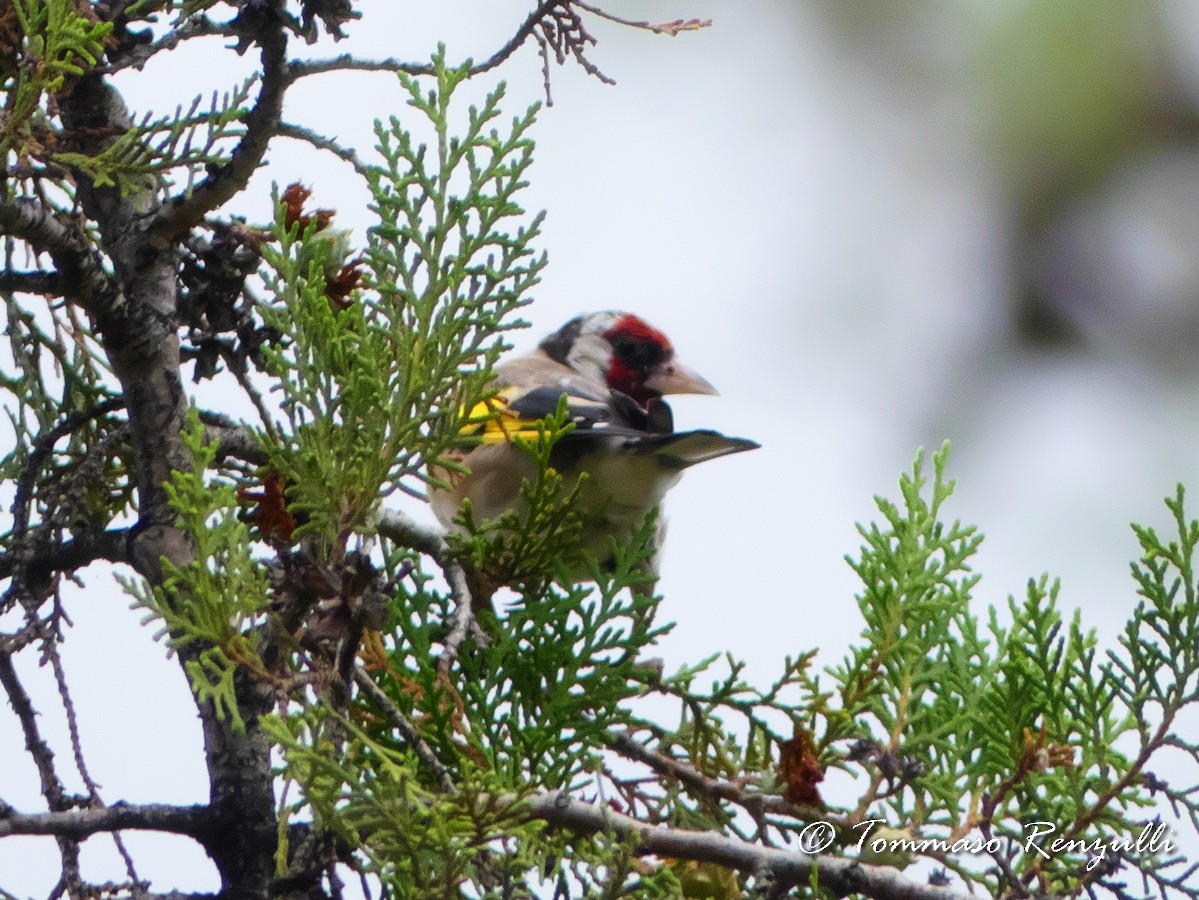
[[56, 64, 280, 900], [200, 413, 269, 467], [375, 508, 451, 563], [0, 803, 211, 840], [0, 528, 131, 582], [525, 791, 973, 900], [374, 508, 488, 666], [0, 199, 119, 314]]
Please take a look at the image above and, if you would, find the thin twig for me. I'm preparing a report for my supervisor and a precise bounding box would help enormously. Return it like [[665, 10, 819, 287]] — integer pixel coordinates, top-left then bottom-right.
[[606, 729, 803, 836], [285, 55, 433, 82], [285, 0, 559, 84], [0, 649, 82, 886], [374, 509, 488, 672], [352, 669, 456, 794], [571, 2, 712, 36], [276, 122, 370, 180], [102, 15, 239, 74], [45, 636, 141, 883]]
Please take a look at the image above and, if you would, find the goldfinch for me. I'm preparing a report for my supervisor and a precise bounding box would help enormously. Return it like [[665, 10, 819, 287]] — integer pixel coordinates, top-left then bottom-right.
[[430, 311, 759, 578]]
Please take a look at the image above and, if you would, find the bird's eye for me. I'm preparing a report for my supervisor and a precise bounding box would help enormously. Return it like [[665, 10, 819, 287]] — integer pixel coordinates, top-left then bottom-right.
[[611, 334, 665, 371]]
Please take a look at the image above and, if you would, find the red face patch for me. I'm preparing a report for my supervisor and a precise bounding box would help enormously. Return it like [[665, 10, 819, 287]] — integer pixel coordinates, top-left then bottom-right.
[[603, 315, 673, 405], [605, 314, 670, 350]]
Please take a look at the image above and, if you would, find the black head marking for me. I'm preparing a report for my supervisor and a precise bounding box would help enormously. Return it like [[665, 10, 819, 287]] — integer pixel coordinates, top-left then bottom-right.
[[539, 315, 587, 367]]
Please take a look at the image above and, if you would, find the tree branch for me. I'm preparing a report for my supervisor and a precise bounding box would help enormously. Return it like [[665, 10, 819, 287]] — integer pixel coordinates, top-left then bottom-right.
[[525, 791, 974, 900], [375, 508, 450, 563], [374, 509, 488, 668], [0, 803, 212, 840], [285, 0, 563, 85], [153, 17, 290, 242], [284, 55, 432, 82], [0, 650, 82, 884], [0, 199, 119, 315], [200, 412, 269, 467], [469, 0, 564, 76], [352, 670, 456, 794], [0, 528, 131, 582], [276, 121, 369, 179], [0, 269, 65, 296], [606, 728, 802, 824], [102, 15, 238, 75]]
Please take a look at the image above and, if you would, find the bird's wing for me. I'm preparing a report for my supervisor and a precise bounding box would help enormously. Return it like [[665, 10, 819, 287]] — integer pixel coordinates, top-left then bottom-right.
[[458, 352, 646, 444], [456, 351, 759, 470]]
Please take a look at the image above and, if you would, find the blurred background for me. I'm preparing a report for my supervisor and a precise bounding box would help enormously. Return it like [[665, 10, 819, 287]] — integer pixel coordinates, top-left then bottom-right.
[[7, 0, 1199, 892]]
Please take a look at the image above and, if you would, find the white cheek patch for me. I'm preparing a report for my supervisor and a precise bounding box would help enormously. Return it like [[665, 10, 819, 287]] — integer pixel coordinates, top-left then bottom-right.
[[566, 329, 618, 384]]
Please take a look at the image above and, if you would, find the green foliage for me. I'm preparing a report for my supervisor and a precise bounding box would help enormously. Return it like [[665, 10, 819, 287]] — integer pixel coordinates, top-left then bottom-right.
[[2, 0, 112, 158], [268, 707, 548, 898], [257, 49, 543, 557], [270, 519, 671, 893], [789, 444, 1199, 896], [122, 413, 270, 733], [270, 369, 675, 889], [269, 703, 683, 899], [52, 77, 254, 196], [449, 398, 599, 592], [0, 291, 120, 508], [6, 10, 1195, 893]]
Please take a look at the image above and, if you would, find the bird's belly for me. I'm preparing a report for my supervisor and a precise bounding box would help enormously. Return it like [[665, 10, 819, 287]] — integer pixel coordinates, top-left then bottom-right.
[[573, 455, 683, 524]]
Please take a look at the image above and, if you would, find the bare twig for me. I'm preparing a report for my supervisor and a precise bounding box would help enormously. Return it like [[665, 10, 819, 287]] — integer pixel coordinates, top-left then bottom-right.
[[285, 0, 561, 84], [276, 121, 370, 179], [571, 2, 712, 36], [103, 16, 239, 75], [352, 669, 456, 794], [285, 55, 433, 82], [45, 634, 141, 883], [0, 650, 82, 886], [469, 0, 564, 77], [606, 729, 804, 831]]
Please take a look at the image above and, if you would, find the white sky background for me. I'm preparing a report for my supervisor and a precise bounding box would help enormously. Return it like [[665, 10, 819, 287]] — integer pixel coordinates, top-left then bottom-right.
[[6, 0, 1199, 893]]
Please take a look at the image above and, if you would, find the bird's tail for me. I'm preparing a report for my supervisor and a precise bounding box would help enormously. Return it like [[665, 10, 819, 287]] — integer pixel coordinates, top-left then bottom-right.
[[645, 430, 760, 470]]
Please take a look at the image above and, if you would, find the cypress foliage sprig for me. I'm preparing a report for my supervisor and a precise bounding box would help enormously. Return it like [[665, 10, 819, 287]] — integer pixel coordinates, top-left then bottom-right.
[[255, 49, 543, 558]]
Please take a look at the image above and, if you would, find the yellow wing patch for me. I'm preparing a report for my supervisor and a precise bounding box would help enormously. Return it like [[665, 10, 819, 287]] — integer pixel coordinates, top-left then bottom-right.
[[459, 387, 544, 444]]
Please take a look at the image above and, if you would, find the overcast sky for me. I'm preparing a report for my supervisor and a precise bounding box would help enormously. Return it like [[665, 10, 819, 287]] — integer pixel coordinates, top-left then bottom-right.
[[6, 1, 1199, 893]]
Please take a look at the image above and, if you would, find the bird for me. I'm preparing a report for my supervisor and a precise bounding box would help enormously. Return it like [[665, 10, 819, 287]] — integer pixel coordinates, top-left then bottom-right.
[[429, 311, 759, 583]]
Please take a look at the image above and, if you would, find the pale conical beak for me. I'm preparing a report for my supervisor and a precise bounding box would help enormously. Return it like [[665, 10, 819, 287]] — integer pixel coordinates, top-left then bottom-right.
[[643, 357, 719, 396]]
